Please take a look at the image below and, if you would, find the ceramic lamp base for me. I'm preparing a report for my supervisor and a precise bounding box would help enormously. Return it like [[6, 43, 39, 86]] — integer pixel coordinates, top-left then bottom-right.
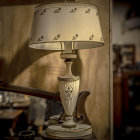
[[46, 123, 93, 138]]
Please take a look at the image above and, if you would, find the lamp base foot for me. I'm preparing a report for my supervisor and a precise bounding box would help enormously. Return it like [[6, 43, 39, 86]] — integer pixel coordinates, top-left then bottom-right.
[[45, 123, 93, 138]]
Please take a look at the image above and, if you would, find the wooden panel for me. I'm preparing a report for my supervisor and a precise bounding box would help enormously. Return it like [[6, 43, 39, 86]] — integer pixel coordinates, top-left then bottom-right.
[[0, 5, 66, 92], [0, 109, 23, 119], [113, 74, 122, 135], [0, 1, 111, 140], [75, 0, 110, 140]]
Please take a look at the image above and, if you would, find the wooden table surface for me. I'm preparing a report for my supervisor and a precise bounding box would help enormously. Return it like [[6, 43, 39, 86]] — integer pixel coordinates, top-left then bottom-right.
[[0, 109, 24, 137], [0, 109, 23, 120], [2, 137, 43, 140], [3, 131, 96, 140], [0, 102, 30, 110], [3, 136, 95, 140]]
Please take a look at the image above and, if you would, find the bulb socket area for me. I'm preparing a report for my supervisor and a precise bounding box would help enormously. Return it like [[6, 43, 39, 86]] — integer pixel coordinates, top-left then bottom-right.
[[64, 59, 72, 62], [60, 53, 77, 59]]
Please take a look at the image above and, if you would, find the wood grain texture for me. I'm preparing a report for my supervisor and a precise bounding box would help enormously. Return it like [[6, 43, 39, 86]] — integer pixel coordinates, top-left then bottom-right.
[[75, 0, 110, 140], [0, 1, 111, 139], [0, 5, 66, 92]]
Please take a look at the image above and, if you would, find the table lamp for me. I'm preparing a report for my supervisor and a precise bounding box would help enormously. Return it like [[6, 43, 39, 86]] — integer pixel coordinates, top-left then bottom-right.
[[29, 2, 104, 138]]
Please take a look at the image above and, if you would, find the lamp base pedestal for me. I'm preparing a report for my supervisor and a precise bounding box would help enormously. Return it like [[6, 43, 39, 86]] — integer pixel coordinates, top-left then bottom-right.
[[40, 90, 97, 139], [41, 123, 94, 139]]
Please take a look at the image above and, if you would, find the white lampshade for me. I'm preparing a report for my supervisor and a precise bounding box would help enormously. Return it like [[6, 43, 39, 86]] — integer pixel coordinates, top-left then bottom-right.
[[29, 3, 104, 50]]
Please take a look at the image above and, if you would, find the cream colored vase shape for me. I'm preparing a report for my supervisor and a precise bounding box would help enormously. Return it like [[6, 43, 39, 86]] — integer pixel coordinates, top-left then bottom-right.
[[59, 79, 80, 127]]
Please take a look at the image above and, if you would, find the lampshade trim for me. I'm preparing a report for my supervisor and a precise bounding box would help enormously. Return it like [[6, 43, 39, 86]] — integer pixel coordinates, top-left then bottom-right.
[[30, 34, 103, 43], [29, 41, 104, 50], [29, 40, 104, 45], [35, 3, 98, 11], [34, 7, 98, 16]]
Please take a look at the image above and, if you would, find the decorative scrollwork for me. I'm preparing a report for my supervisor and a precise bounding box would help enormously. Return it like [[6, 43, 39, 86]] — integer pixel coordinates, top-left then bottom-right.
[[85, 9, 90, 13], [70, 8, 77, 13], [65, 85, 73, 101], [54, 8, 61, 13], [53, 34, 60, 40], [89, 34, 94, 40], [40, 9, 46, 15], [72, 34, 78, 40], [37, 35, 44, 42]]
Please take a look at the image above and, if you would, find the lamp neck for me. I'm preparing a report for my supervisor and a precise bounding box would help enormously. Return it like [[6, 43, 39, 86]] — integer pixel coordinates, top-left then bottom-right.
[[64, 59, 73, 76], [60, 53, 77, 77]]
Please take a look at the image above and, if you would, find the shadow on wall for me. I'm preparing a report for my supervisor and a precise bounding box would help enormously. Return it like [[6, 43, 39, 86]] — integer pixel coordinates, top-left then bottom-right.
[[2, 40, 58, 84], [0, 57, 6, 81], [72, 50, 82, 77], [1, 40, 82, 89]]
